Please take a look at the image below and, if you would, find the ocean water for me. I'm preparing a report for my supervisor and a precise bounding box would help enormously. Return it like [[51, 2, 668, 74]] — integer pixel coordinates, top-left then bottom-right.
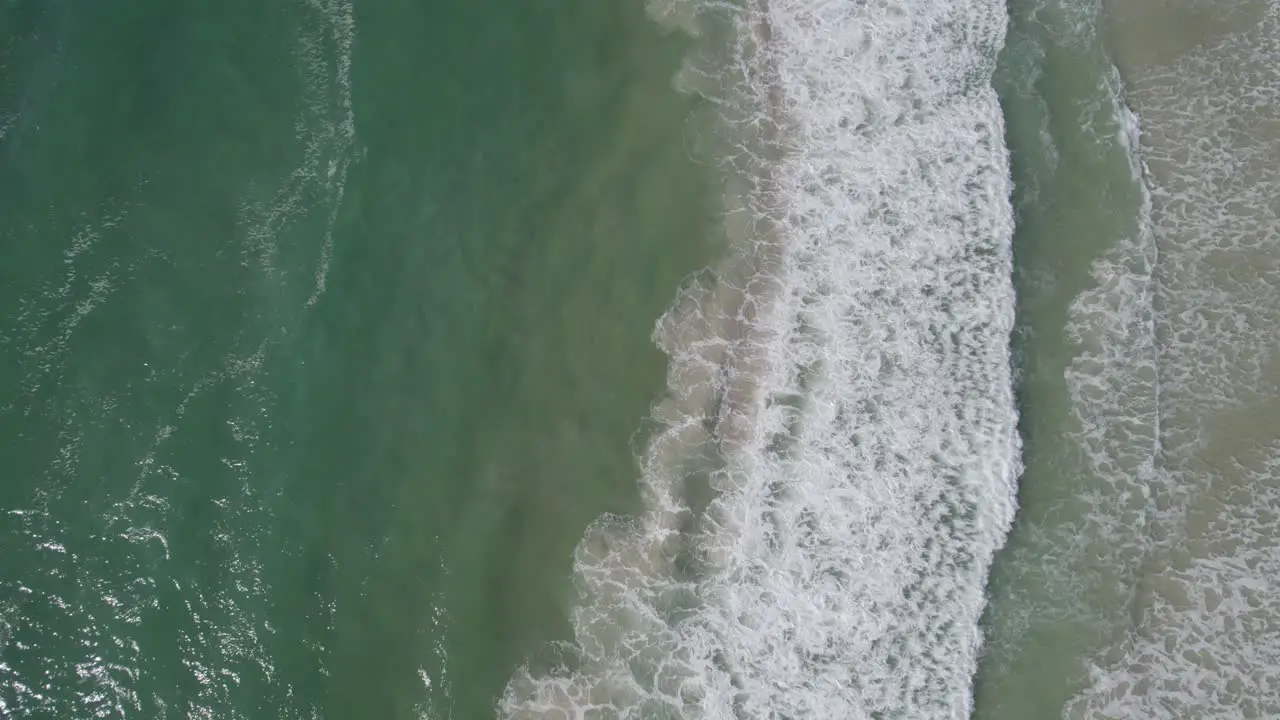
[[976, 0, 1280, 718], [503, 0, 1022, 716], [1, 1, 715, 717], [3, 0, 1278, 719], [1072, 1, 1280, 716], [973, 1, 1161, 715]]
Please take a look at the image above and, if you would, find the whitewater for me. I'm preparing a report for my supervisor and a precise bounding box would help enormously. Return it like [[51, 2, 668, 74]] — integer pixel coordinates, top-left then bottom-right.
[[1064, 1, 1280, 716], [501, 0, 1021, 717]]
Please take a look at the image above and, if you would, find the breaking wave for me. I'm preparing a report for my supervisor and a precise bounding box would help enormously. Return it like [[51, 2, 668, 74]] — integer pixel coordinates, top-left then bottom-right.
[[499, 0, 1021, 717]]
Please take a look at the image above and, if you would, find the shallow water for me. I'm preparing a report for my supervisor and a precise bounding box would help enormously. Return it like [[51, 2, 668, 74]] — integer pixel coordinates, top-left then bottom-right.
[[976, 0, 1280, 717], [1073, 1, 1280, 716]]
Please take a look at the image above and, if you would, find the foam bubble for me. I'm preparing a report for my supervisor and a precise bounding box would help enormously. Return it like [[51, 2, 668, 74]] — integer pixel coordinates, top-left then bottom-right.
[[500, 0, 1020, 717]]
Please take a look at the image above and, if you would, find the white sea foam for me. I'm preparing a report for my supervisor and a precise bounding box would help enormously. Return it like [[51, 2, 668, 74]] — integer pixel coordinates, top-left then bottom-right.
[[1058, 77, 1160, 582], [1064, 2, 1280, 717], [500, 1, 1021, 717]]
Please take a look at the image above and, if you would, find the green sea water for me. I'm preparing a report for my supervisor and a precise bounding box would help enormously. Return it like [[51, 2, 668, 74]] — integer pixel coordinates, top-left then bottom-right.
[[0, 1, 716, 717], [7, 0, 1278, 718], [974, 1, 1156, 715]]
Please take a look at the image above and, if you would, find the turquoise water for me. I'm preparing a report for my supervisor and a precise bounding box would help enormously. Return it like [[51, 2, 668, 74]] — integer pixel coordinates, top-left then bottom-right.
[[1, 1, 715, 717], [5, 0, 1279, 718]]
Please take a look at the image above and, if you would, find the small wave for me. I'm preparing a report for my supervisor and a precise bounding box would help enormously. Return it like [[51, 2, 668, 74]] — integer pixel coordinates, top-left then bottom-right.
[[236, 0, 356, 308]]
